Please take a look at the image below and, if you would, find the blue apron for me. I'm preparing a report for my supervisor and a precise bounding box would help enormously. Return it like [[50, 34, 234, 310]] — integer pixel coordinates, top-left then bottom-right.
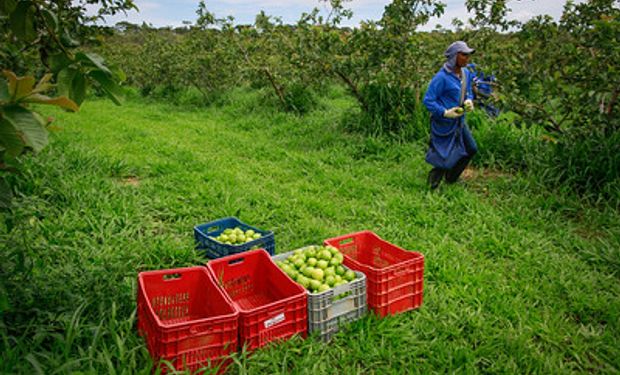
[[425, 116, 469, 169]]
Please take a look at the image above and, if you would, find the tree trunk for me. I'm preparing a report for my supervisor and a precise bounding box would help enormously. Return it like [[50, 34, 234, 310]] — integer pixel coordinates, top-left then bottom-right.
[[334, 70, 368, 112]]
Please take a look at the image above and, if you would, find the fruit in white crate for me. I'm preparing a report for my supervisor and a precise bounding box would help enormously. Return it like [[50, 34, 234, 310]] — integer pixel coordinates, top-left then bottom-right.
[[275, 245, 356, 294]]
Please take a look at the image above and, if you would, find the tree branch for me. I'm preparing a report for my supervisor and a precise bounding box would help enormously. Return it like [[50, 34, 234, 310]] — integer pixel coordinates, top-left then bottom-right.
[[607, 86, 619, 117], [334, 69, 368, 112]]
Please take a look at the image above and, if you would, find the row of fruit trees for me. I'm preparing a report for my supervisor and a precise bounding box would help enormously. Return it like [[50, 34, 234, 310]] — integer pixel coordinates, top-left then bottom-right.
[[1, 0, 619, 205]]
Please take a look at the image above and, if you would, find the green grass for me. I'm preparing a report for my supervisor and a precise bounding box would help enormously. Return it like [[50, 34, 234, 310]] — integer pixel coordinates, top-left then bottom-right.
[[1, 88, 619, 374]]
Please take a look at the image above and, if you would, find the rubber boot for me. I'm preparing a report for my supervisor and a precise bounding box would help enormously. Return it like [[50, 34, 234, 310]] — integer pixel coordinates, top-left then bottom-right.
[[428, 168, 445, 190], [445, 156, 471, 184]]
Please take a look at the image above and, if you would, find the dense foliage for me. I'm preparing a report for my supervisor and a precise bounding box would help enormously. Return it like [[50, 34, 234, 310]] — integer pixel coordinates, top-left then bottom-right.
[[0, 0, 134, 206], [88, 0, 620, 199]]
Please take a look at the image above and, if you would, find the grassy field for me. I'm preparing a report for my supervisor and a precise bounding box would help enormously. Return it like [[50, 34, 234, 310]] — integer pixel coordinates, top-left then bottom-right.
[[1, 88, 619, 374]]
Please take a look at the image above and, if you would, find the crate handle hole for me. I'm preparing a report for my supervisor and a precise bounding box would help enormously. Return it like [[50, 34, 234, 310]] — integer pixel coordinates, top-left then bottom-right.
[[206, 225, 221, 233], [332, 290, 352, 301], [190, 324, 213, 335], [228, 258, 244, 265], [338, 238, 354, 245], [163, 273, 182, 281]]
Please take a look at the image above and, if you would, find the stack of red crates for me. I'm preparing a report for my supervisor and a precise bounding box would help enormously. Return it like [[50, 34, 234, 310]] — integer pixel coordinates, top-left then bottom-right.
[[137, 266, 238, 373], [324, 230, 424, 317], [206, 249, 308, 351], [137, 230, 423, 371]]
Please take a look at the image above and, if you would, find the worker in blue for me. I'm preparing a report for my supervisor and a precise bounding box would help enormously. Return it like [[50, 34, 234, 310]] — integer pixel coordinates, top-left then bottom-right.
[[423, 41, 478, 190], [467, 63, 500, 117]]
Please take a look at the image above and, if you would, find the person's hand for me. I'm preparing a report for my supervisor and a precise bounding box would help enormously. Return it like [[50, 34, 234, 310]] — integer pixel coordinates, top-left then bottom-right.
[[464, 99, 474, 112], [444, 107, 465, 118]]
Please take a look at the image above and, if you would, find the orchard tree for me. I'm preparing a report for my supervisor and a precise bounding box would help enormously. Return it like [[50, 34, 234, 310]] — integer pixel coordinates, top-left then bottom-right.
[[464, 0, 620, 134], [0, 0, 136, 206], [296, 0, 447, 137], [461, 0, 620, 194]]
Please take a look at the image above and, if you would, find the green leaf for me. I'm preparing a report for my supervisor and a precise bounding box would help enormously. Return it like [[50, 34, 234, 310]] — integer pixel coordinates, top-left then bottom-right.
[[0, 117, 25, 157], [71, 73, 87, 106], [9, 0, 36, 42], [110, 66, 127, 83], [49, 52, 72, 74], [56, 69, 87, 106], [89, 70, 123, 105], [1, 105, 48, 153], [0, 0, 17, 16], [76, 52, 112, 76], [32, 73, 53, 94], [40, 8, 58, 32], [3, 70, 35, 101], [14, 77, 35, 101], [60, 27, 80, 48], [0, 78, 9, 103], [0, 177, 12, 210], [23, 94, 79, 112], [56, 68, 77, 97]]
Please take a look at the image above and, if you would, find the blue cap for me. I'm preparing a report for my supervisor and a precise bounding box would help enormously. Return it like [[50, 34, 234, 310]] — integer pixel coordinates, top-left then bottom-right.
[[444, 41, 475, 58]]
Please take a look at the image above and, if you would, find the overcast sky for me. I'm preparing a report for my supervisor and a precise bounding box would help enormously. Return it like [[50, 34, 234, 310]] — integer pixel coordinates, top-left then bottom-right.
[[96, 0, 585, 30]]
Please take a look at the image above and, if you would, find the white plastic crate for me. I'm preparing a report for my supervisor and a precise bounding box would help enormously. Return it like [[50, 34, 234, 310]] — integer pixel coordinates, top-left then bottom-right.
[[272, 247, 367, 341]]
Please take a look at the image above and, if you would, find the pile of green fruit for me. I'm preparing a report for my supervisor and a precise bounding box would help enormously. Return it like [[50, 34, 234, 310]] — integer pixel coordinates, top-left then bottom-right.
[[275, 245, 357, 294], [210, 227, 262, 245]]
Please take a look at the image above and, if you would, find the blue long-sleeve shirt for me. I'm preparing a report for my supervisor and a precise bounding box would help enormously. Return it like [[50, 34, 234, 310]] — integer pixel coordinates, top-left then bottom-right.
[[423, 67, 474, 126]]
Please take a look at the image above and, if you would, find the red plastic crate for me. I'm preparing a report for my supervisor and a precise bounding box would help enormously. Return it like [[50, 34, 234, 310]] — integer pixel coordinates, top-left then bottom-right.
[[137, 267, 238, 373], [324, 231, 424, 317], [206, 249, 307, 351]]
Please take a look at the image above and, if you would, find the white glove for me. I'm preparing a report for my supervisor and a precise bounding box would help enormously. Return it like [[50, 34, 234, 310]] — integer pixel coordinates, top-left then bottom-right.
[[464, 99, 474, 112], [444, 106, 464, 118]]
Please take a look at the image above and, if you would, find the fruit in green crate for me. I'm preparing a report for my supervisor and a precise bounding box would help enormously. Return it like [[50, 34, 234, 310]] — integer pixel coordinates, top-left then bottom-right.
[[212, 226, 263, 245]]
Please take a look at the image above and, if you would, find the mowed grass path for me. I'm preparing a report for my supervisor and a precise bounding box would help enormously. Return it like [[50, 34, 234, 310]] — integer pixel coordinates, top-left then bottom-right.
[[2, 89, 619, 374]]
